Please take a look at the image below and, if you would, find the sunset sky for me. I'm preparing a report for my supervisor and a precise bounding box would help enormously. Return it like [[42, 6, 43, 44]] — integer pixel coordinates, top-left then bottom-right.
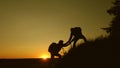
[[0, 0, 113, 58]]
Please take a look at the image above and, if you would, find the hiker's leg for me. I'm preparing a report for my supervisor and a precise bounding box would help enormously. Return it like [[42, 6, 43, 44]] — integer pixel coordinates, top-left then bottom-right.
[[73, 39, 78, 48], [51, 53, 54, 58], [49, 53, 55, 68], [58, 54, 62, 59], [50, 53, 54, 61], [56, 54, 61, 59]]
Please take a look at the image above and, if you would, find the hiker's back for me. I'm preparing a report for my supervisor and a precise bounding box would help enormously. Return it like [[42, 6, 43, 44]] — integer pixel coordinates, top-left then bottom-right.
[[48, 43, 61, 53], [48, 43, 57, 53]]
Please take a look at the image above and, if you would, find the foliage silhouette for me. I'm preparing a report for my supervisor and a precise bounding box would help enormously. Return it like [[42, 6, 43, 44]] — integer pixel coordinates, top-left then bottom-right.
[[102, 0, 120, 39]]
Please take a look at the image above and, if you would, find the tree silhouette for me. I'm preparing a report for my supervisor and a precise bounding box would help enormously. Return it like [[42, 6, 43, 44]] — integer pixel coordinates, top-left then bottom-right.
[[102, 0, 120, 39]]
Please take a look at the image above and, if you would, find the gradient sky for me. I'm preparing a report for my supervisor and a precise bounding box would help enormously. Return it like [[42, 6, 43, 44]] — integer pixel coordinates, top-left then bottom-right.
[[0, 0, 113, 58]]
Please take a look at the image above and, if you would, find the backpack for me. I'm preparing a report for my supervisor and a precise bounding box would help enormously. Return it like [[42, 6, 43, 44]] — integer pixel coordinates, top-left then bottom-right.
[[48, 42, 62, 53], [48, 43, 57, 53]]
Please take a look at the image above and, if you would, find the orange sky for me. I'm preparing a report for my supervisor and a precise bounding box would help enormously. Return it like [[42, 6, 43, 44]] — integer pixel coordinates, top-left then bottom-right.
[[0, 0, 113, 58]]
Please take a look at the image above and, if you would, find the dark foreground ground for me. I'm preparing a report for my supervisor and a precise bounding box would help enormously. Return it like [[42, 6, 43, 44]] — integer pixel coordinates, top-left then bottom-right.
[[0, 58, 53, 68]]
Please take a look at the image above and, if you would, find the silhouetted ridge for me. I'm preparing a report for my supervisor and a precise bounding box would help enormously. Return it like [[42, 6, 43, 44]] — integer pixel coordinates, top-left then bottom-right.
[[55, 37, 119, 68]]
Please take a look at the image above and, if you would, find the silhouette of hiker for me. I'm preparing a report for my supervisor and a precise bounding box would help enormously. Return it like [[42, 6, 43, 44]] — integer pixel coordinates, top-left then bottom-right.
[[48, 40, 67, 60], [65, 27, 87, 48]]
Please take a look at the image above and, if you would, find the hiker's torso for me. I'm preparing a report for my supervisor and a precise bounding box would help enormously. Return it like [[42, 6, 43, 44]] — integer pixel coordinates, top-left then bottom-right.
[[49, 43, 63, 53]]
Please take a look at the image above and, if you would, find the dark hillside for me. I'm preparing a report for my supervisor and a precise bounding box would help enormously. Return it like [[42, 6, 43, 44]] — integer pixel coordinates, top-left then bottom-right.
[[56, 37, 120, 68]]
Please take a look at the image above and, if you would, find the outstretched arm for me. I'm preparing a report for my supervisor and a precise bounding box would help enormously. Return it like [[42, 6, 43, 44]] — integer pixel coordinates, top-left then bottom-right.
[[63, 42, 71, 47], [82, 35, 87, 42], [64, 33, 72, 46]]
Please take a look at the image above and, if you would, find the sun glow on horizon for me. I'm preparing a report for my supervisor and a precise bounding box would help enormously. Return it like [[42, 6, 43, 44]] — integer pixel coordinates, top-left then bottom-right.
[[39, 54, 50, 60]]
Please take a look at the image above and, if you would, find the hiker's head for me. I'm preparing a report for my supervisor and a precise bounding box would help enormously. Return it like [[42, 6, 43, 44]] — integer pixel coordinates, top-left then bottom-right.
[[58, 40, 64, 44], [71, 27, 82, 32], [71, 28, 74, 32], [75, 27, 81, 31]]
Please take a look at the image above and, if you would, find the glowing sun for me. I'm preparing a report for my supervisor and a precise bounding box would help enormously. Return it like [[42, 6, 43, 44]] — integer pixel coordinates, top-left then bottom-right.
[[40, 54, 49, 60]]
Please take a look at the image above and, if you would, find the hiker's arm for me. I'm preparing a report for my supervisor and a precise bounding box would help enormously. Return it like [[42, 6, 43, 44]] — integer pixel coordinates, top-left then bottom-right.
[[63, 42, 71, 47], [64, 33, 72, 45], [82, 35, 87, 42]]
